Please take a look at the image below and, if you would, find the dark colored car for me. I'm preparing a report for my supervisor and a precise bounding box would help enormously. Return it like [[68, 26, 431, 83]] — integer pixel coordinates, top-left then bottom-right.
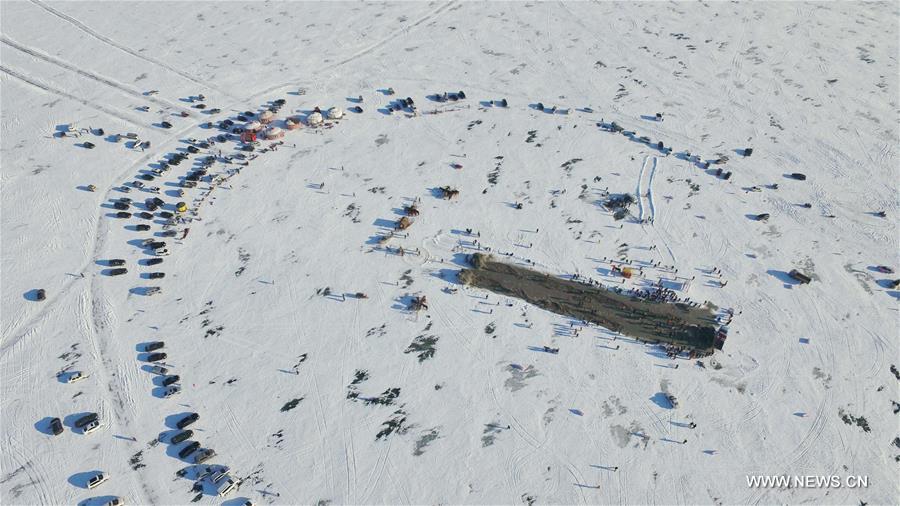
[[138, 174, 155, 181], [178, 441, 201, 459], [145, 258, 164, 266], [158, 211, 174, 219], [162, 375, 180, 387], [170, 429, 193, 444], [137, 212, 154, 220], [144, 341, 165, 352], [176, 412, 199, 429], [115, 212, 132, 219], [107, 268, 127, 276], [49, 417, 64, 435], [107, 259, 126, 266], [113, 202, 130, 210], [147, 272, 166, 279], [135, 224, 151, 231], [74, 413, 99, 428], [146, 352, 167, 362], [35, 289, 47, 301], [150, 197, 165, 207], [187, 146, 200, 154], [146, 241, 166, 250], [788, 269, 812, 284]]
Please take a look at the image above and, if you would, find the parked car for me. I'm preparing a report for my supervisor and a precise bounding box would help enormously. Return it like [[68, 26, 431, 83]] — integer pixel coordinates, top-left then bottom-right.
[[176, 413, 199, 429], [86, 472, 108, 489], [147, 272, 166, 279], [194, 448, 216, 464], [161, 375, 180, 387], [149, 365, 168, 375], [162, 385, 181, 398], [788, 269, 812, 284], [209, 468, 230, 484], [74, 413, 99, 428], [145, 257, 164, 266], [215, 476, 238, 497], [135, 224, 151, 231], [108, 268, 128, 276], [115, 212, 132, 219], [113, 202, 130, 210], [82, 420, 102, 435], [49, 417, 64, 435], [144, 341, 164, 352], [64, 371, 86, 383], [170, 429, 193, 444], [100, 497, 124, 506], [145, 352, 167, 362], [178, 441, 200, 459], [107, 259, 126, 266]]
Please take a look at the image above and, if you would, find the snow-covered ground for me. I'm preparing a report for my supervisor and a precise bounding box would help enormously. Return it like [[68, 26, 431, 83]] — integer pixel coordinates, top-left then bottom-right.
[[2, 2, 898, 505]]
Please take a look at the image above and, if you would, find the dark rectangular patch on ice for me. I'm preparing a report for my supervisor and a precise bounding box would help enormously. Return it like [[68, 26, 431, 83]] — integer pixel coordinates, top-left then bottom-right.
[[459, 254, 720, 352]]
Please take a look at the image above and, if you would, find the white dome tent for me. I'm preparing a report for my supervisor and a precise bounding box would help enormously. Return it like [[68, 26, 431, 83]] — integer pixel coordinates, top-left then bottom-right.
[[306, 111, 324, 127], [327, 107, 344, 120], [265, 126, 284, 140]]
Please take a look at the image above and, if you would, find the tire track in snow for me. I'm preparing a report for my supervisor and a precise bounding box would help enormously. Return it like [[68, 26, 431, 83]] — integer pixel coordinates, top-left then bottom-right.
[[0, 64, 145, 128], [248, 1, 458, 100], [0, 35, 193, 115], [26, 0, 238, 100]]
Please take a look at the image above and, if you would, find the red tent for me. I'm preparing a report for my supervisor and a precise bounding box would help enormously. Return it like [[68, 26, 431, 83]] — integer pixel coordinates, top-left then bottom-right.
[[240, 131, 257, 143]]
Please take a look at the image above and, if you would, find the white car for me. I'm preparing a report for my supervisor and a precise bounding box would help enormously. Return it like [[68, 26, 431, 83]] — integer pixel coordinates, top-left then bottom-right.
[[82, 420, 102, 435], [215, 477, 239, 497], [149, 365, 168, 375], [86, 472, 108, 489], [101, 497, 124, 506], [64, 371, 86, 383]]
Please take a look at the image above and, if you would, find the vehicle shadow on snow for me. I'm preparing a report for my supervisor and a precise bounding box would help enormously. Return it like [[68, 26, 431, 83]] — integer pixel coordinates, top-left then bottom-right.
[[78, 496, 119, 506], [22, 289, 44, 301], [649, 392, 675, 409], [34, 417, 58, 435], [767, 269, 801, 287], [68, 470, 102, 489]]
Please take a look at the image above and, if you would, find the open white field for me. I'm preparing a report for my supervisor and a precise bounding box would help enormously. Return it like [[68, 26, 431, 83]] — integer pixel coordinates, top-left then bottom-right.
[[2, 2, 898, 505]]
